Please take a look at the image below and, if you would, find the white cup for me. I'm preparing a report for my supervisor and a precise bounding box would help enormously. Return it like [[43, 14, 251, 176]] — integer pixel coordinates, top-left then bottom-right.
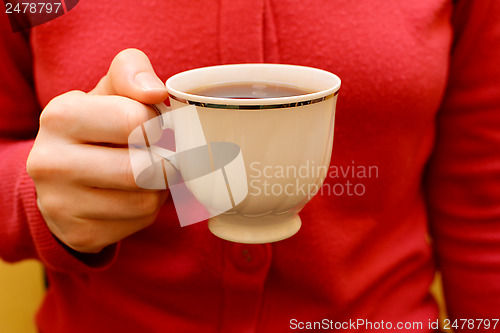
[[130, 64, 340, 243]]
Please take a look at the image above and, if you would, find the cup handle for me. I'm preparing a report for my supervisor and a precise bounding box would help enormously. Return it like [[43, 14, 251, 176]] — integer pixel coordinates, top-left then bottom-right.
[[129, 102, 205, 189], [146, 103, 208, 169], [130, 103, 249, 226], [145, 103, 179, 168], [150, 103, 170, 129]]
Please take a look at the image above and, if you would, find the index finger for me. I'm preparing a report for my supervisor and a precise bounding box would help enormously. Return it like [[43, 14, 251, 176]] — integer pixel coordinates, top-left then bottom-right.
[[46, 92, 161, 144]]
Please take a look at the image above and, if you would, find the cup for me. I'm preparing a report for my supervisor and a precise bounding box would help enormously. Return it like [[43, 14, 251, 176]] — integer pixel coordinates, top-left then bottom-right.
[[129, 64, 340, 244]]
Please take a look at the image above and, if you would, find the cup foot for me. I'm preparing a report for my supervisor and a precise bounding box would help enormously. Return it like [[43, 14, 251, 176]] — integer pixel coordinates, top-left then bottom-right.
[[208, 214, 301, 244]]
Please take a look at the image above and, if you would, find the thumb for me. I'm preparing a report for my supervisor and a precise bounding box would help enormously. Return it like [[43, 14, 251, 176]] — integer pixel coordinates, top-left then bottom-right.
[[90, 48, 168, 104]]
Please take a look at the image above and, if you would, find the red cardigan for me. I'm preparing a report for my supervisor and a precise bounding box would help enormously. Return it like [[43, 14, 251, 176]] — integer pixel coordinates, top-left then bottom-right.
[[1, 1, 499, 332]]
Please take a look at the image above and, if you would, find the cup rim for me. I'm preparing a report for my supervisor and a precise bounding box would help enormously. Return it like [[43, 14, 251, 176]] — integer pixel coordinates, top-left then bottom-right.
[[165, 63, 341, 109]]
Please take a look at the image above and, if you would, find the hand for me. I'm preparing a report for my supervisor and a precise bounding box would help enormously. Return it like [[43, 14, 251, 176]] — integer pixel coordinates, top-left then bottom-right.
[[27, 48, 169, 253]]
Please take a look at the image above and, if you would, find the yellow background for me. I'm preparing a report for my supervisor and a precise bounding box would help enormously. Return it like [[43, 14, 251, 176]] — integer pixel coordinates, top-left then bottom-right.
[[0, 259, 45, 333]]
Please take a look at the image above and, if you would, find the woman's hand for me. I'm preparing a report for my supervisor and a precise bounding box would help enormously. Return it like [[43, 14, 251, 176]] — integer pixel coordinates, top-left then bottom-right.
[[27, 48, 169, 253]]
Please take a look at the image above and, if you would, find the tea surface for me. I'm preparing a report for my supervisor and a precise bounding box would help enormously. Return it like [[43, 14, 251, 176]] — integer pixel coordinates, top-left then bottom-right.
[[189, 82, 312, 99]]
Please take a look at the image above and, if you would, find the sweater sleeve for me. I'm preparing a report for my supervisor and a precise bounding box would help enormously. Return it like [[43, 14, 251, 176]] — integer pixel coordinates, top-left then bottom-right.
[[425, 0, 500, 326], [0, 14, 118, 272]]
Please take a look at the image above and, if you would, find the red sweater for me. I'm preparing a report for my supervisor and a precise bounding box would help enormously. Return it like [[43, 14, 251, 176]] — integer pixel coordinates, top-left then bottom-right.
[[1, 1, 499, 332]]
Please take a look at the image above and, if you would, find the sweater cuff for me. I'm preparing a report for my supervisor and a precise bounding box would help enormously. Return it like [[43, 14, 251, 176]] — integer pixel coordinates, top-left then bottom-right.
[[20, 167, 120, 272]]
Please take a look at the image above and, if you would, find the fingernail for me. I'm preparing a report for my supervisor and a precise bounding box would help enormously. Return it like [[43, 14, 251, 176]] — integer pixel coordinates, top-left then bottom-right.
[[134, 72, 166, 91]]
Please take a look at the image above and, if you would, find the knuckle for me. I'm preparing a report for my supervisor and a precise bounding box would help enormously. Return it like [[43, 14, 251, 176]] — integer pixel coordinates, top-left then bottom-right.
[[26, 143, 66, 181], [52, 219, 105, 254], [26, 150, 42, 180], [36, 185, 105, 254], [40, 97, 68, 128], [27, 147, 53, 180], [38, 194, 67, 222], [40, 91, 84, 129], [63, 230, 102, 253]]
